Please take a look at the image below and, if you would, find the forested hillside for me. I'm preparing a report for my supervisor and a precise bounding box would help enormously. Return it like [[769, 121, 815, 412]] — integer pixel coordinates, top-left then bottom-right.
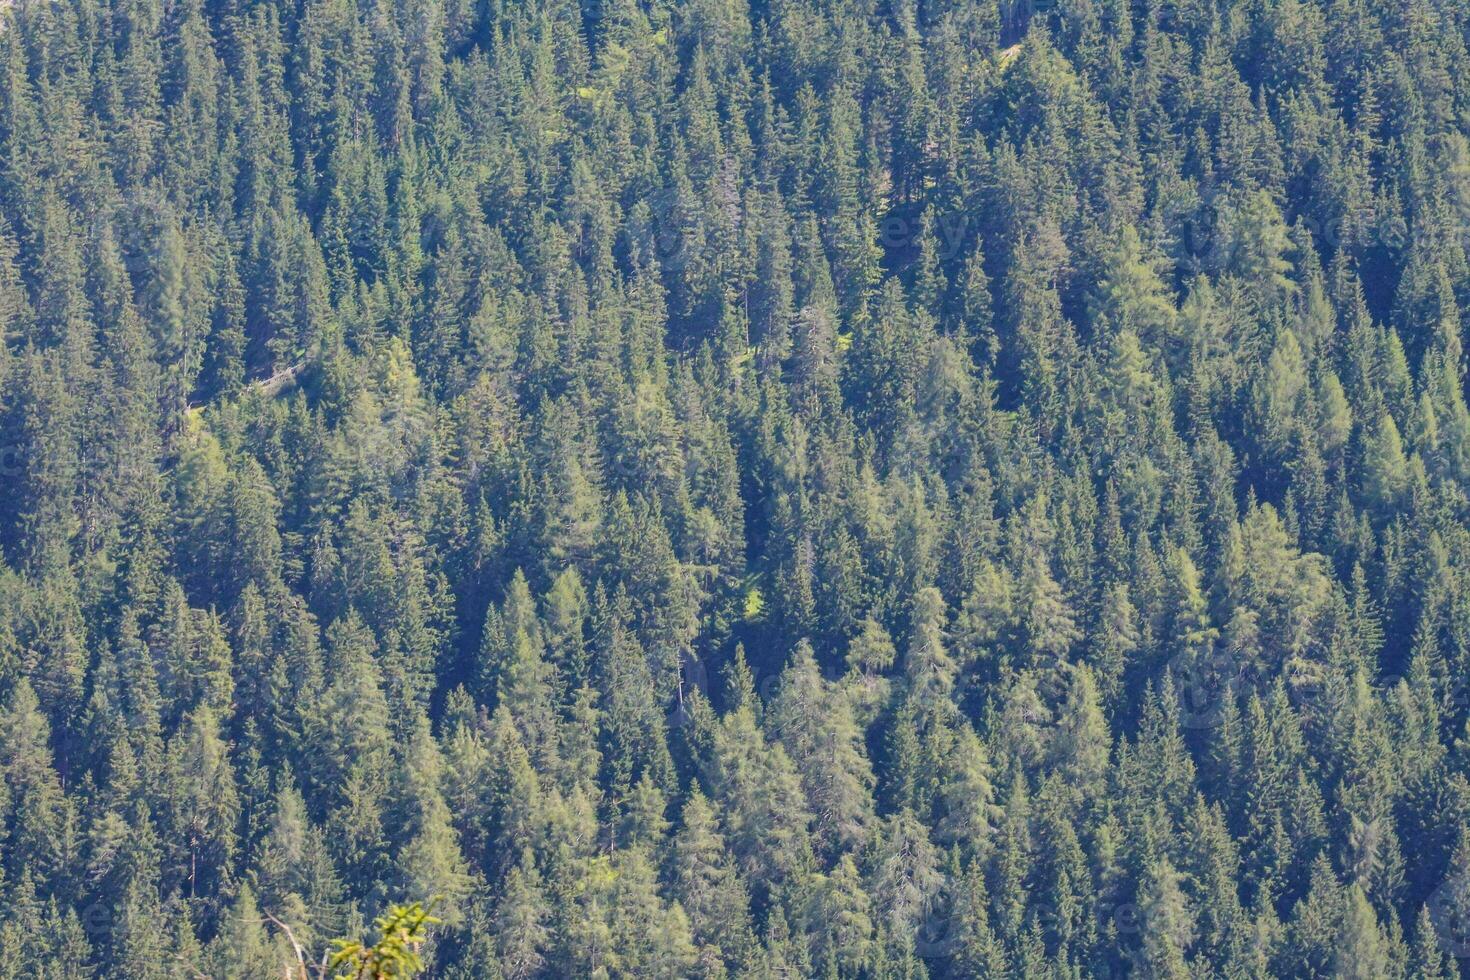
[[3, 0, 1470, 975]]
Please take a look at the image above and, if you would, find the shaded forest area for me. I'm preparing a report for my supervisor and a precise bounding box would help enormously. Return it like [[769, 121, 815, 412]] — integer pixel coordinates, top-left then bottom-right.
[[3, 0, 1470, 975]]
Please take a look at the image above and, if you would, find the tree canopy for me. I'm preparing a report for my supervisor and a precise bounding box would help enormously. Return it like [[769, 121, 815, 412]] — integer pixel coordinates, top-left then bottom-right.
[[3, 0, 1470, 975]]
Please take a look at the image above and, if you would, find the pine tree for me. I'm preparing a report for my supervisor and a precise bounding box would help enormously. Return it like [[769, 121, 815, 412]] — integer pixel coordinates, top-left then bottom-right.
[[704, 659, 814, 893], [480, 570, 558, 769], [1362, 412, 1410, 511], [934, 722, 1000, 851], [869, 808, 944, 942], [1051, 663, 1112, 794], [1136, 857, 1194, 979], [210, 883, 285, 978], [1224, 192, 1295, 312], [1409, 902, 1452, 980], [767, 640, 875, 854], [803, 853, 874, 975], [1331, 885, 1391, 980], [494, 849, 550, 980], [390, 714, 473, 924], [670, 787, 757, 971], [162, 705, 240, 906], [1095, 224, 1177, 349]]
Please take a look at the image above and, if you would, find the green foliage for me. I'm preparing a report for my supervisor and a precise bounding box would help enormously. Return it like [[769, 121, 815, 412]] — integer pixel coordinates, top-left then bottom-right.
[[326, 901, 442, 980], [0, 0, 1469, 975]]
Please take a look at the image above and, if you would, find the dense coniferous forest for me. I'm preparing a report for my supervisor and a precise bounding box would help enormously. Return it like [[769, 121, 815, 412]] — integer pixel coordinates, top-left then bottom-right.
[[6, 0, 1470, 974]]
